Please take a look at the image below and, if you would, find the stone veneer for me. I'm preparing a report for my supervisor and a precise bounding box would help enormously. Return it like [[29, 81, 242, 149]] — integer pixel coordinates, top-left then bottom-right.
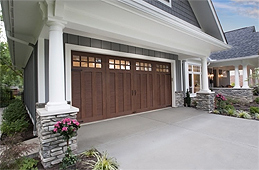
[[196, 92, 215, 112], [36, 107, 78, 168], [175, 91, 184, 107], [212, 88, 253, 103]]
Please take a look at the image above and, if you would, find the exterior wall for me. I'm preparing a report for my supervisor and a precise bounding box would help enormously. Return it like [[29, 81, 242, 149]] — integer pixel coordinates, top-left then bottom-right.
[[24, 45, 38, 131], [144, 0, 200, 28], [175, 60, 182, 91], [212, 88, 253, 103]]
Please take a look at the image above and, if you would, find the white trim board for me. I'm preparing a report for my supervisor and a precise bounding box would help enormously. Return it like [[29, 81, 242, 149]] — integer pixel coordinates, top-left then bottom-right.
[[65, 43, 176, 107]]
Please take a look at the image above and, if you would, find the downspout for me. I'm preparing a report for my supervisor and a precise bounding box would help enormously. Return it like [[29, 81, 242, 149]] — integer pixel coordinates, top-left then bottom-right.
[[6, 31, 36, 48]]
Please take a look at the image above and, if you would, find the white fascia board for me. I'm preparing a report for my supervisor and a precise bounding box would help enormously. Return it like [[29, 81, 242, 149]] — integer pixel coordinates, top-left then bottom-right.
[[115, 0, 230, 50], [207, 0, 227, 44], [210, 55, 259, 63]]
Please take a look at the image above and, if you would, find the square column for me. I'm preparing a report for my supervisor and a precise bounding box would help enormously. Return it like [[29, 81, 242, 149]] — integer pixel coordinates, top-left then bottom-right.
[[233, 65, 240, 88]]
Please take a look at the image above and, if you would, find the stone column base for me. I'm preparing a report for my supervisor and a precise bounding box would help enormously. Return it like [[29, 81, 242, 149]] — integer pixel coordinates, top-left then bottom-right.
[[196, 92, 215, 112], [36, 107, 79, 168], [175, 91, 184, 107]]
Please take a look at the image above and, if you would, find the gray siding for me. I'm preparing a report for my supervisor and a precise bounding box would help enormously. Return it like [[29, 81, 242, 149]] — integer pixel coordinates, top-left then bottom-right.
[[24, 44, 38, 130], [63, 33, 178, 60], [144, 0, 200, 28], [175, 60, 182, 91]]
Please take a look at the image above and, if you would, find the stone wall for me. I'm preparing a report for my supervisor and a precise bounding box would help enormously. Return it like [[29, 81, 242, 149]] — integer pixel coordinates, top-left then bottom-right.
[[36, 109, 78, 168], [196, 92, 215, 112], [212, 88, 253, 103], [175, 91, 184, 107]]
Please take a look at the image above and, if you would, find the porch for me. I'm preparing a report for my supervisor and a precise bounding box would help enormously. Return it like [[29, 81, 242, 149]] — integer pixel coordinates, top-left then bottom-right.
[[78, 107, 258, 169]]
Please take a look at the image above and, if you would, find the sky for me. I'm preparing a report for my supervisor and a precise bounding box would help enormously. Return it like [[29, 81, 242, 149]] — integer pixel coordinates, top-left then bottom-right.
[[212, 0, 259, 32]]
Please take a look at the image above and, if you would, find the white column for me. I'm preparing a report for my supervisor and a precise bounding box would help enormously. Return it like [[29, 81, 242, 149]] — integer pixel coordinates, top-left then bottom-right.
[[233, 65, 240, 88], [242, 64, 249, 88], [215, 68, 219, 87], [45, 21, 70, 111], [199, 57, 210, 93]]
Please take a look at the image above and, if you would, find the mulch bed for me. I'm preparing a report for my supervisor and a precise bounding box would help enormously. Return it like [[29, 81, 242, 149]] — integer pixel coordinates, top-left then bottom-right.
[[232, 100, 258, 112]]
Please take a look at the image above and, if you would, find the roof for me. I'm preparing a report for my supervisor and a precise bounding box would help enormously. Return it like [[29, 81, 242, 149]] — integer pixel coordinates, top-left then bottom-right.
[[210, 26, 259, 61]]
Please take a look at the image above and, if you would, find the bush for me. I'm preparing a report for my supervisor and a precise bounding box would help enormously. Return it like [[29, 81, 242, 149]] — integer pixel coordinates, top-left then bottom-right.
[[19, 157, 38, 170], [250, 107, 259, 116], [255, 97, 259, 104], [0, 88, 13, 107], [0, 99, 28, 137], [225, 105, 235, 110], [237, 110, 251, 119], [252, 86, 259, 96], [225, 98, 239, 105], [89, 152, 119, 170], [213, 110, 220, 114], [255, 113, 259, 120], [227, 109, 237, 117]]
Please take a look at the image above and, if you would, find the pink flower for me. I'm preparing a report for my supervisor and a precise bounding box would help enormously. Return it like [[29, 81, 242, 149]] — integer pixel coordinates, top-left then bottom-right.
[[54, 123, 60, 128], [72, 120, 77, 124], [67, 122, 71, 125], [62, 127, 68, 131], [53, 128, 58, 132], [76, 122, 80, 126]]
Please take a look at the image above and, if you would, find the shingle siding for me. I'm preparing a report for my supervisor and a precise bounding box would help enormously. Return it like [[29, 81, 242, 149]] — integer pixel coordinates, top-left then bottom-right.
[[143, 0, 200, 28]]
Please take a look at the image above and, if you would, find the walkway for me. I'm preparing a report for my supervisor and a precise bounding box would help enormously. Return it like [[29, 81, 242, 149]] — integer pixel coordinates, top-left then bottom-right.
[[78, 107, 259, 170]]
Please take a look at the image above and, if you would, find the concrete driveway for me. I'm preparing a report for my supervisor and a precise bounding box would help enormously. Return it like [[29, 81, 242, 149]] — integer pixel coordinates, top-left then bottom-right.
[[78, 107, 259, 170]]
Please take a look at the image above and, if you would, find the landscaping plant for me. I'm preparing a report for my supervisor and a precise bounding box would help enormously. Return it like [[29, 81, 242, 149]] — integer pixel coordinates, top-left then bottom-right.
[[237, 110, 251, 119], [227, 109, 237, 117], [255, 97, 259, 104], [215, 93, 227, 114], [184, 89, 191, 107], [88, 152, 119, 170], [250, 107, 259, 116], [53, 118, 81, 169]]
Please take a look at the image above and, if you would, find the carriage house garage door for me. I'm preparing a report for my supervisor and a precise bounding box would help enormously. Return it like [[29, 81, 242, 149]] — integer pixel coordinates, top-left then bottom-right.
[[71, 51, 172, 123]]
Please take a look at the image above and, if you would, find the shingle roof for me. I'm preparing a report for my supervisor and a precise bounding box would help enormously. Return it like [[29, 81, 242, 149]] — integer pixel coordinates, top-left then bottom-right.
[[210, 26, 259, 60]]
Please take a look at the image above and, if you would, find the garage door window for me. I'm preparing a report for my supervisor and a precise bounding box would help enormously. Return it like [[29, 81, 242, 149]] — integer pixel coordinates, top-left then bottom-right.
[[109, 59, 131, 70], [136, 62, 152, 71], [156, 64, 169, 73], [72, 55, 102, 68]]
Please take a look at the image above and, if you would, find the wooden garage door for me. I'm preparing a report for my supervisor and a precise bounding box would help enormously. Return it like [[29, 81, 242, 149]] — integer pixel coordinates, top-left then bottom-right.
[[72, 51, 171, 123]]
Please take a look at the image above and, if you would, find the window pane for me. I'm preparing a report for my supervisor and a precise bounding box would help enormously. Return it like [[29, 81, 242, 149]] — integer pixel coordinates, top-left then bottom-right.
[[115, 60, 120, 64], [166, 69, 169, 72], [121, 65, 125, 70], [141, 67, 144, 71], [140, 63, 144, 66], [145, 67, 148, 71], [73, 61, 80, 67], [163, 65, 166, 68], [145, 63, 148, 67], [81, 56, 87, 61], [126, 61, 130, 65], [126, 66, 130, 70], [160, 68, 163, 72], [73, 55, 80, 61], [194, 74, 200, 93], [148, 63, 152, 67], [96, 58, 101, 63], [188, 65, 192, 71], [156, 68, 160, 72], [149, 67, 152, 71], [115, 65, 120, 69], [109, 64, 114, 69], [121, 60, 125, 65], [96, 63, 101, 68], [109, 59, 114, 64], [89, 57, 94, 62], [136, 62, 139, 66], [136, 66, 140, 70], [89, 63, 95, 68], [160, 65, 163, 68], [81, 62, 88, 67], [193, 65, 200, 72], [189, 74, 192, 93]]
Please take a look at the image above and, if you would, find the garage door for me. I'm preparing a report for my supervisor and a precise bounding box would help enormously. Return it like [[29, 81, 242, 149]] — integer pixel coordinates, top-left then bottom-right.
[[71, 51, 172, 123]]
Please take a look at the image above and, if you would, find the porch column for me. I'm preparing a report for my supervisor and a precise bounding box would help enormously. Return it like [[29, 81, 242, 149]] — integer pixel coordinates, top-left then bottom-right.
[[45, 21, 70, 111], [215, 68, 219, 87], [242, 64, 249, 88], [233, 65, 240, 88], [200, 57, 210, 92]]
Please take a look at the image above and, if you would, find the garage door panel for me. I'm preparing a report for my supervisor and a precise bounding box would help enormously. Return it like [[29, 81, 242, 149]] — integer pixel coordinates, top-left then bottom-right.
[[124, 73, 132, 112], [148, 74, 153, 108], [141, 74, 147, 109], [135, 74, 141, 111], [95, 72, 103, 116], [81, 71, 93, 119], [107, 72, 116, 116], [72, 70, 81, 119]]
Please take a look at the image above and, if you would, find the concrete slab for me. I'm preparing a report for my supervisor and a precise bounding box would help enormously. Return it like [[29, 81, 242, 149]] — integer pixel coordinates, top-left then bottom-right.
[[78, 107, 259, 170]]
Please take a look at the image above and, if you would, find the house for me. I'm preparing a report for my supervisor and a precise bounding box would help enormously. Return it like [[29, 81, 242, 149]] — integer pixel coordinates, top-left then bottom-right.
[[1, 0, 230, 167], [209, 26, 259, 88]]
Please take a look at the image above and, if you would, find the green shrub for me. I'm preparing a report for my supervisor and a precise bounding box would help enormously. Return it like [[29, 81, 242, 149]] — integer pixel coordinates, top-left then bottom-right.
[[255, 97, 259, 104], [225, 98, 239, 105], [213, 110, 220, 114], [19, 157, 38, 170], [255, 113, 259, 120], [227, 109, 237, 117], [2, 99, 27, 122], [250, 107, 259, 116], [253, 86, 259, 96], [84, 148, 99, 157], [225, 105, 235, 110], [237, 110, 251, 119], [1, 118, 29, 136]]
